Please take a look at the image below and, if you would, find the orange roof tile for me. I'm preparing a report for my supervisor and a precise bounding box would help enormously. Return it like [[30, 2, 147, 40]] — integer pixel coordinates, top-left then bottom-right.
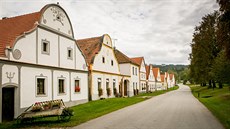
[[0, 12, 41, 57], [152, 67, 159, 79], [169, 74, 174, 80], [76, 36, 103, 64], [160, 74, 165, 82], [130, 57, 143, 66], [114, 49, 139, 66], [145, 65, 150, 79]]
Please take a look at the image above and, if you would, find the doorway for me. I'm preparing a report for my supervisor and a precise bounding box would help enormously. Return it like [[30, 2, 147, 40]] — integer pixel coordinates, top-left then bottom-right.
[[124, 80, 128, 96], [2, 88, 15, 121]]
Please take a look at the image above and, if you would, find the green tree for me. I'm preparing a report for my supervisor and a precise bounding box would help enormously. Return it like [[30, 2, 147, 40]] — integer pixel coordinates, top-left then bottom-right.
[[216, 0, 230, 59], [211, 50, 230, 88], [189, 11, 220, 87]]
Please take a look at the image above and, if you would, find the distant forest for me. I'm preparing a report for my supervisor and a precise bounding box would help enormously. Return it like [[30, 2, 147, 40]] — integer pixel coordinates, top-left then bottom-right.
[[153, 64, 188, 83]]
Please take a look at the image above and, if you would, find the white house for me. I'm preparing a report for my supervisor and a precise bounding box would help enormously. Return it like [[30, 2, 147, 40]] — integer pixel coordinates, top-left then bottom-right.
[[146, 64, 155, 92], [153, 68, 162, 90], [77, 34, 130, 100], [114, 49, 140, 96], [131, 57, 147, 93], [161, 74, 167, 90], [0, 4, 89, 122], [169, 74, 175, 88]]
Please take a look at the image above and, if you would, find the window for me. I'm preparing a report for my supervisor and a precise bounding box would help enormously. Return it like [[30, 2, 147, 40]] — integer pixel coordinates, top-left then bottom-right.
[[67, 48, 73, 60], [136, 82, 138, 89], [98, 78, 102, 89], [106, 79, 109, 89], [132, 67, 134, 75], [37, 78, 45, 95], [102, 57, 105, 63], [42, 39, 50, 54], [135, 68, 137, 75], [113, 79, 116, 89], [133, 82, 135, 88], [58, 79, 65, 94], [75, 80, 80, 93], [111, 60, 114, 66]]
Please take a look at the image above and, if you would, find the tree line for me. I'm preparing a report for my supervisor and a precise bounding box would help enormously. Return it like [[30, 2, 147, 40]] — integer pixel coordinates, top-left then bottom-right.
[[189, 0, 230, 88]]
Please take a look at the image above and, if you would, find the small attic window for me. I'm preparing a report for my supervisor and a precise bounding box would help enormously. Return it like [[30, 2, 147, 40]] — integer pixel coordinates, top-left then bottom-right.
[[67, 47, 73, 60], [111, 60, 114, 66], [102, 57, 105, 63], [41, 39, 50, 55]]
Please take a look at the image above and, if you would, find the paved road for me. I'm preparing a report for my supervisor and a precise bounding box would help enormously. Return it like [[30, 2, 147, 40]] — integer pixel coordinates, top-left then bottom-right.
[[73, 84, 224, 129]]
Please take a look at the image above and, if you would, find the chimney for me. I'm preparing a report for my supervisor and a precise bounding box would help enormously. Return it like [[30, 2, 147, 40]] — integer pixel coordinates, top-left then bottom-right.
[[2, 17, 8, 20]]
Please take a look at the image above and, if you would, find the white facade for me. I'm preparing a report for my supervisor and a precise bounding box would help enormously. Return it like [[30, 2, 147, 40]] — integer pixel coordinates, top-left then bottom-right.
[[119, 63, 139, 96], [161, 74, 167, 90], [88, 35, 129, 100], [139, 60, 147, 93], [146, 65, 155, 92], [0, 4, 88, 122], [169, 74, 175, 88], [153, 68, 162, 91]]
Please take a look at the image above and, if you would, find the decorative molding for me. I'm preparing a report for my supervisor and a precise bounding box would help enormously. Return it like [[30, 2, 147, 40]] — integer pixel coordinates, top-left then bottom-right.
[[0, 59, 88, 73], [2, 82, 18, 88], [6, 72, 15, 83], [13, 49, 22, 60], [41, 39, 50, 55], [50, 6, 65, 26], [74, 76, 79, 80]]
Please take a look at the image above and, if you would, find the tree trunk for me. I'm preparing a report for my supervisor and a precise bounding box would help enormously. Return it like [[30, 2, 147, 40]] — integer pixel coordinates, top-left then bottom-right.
[[212, 80, 216, 88], [204, 83, 206, 86], [208, 80, 212, 88], [219, 82, 223, 89]]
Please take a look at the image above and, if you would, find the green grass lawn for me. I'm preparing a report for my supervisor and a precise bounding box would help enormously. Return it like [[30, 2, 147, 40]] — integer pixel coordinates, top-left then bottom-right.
[[0, 86, 178, 129], [189, 85, 230, 129]]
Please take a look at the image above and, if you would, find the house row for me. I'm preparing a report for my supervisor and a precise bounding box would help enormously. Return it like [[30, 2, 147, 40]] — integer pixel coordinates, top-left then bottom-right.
[[0, 4, 175, 122]]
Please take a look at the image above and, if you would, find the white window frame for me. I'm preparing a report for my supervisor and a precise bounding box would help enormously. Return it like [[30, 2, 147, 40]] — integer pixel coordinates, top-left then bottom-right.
[[98, 78, 102, 89], [35, 76, 48, 97], [67, 47, 73, 60], [58, 77, 66, 95], [106, 78, 109, 89], [41, 39, 50, 55], [74, 79, 81, 93]]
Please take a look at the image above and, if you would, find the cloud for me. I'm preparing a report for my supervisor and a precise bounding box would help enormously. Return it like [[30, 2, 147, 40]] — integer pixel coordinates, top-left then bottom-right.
[[0, 0, 218, 65]]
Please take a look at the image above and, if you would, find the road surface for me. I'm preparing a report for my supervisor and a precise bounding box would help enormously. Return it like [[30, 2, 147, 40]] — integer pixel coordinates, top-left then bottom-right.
[[73, 84, 224, 129]]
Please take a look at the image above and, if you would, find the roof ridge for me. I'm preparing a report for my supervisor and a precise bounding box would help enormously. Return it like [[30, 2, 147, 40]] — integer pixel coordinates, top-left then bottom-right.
[[77, 36, 102, 42], [0, 11, 40, 21]]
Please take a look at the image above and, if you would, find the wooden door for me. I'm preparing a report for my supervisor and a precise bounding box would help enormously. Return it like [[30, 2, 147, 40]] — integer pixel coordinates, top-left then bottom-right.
[[2, 88, 14, 121]]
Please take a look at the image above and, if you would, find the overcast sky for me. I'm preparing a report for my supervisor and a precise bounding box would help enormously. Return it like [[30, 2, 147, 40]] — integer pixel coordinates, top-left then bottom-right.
[[0, 0, 219, 65]]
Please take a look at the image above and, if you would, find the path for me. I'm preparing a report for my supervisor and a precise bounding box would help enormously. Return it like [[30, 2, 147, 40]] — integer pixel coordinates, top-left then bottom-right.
[[73, 84, 224, 129]]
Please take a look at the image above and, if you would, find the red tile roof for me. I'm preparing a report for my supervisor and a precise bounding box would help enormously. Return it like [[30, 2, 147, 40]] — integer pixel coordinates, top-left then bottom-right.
[[160, 74, 165, 82], [130, 57, 143, 66], [152, 67, 159, 79], [76, 36, 103, 64], [114, 49, 139, 66], [169, 74, 174, 80], [0, 12, 41, 57], [145, 65, 150, 79]]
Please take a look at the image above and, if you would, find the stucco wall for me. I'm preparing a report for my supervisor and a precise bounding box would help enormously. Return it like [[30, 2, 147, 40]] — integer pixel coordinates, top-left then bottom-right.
[[93, 45, 120, 74], [91, 72, 119, 100], [2, 65, 18, 87], [40, 5, 73, 37]]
